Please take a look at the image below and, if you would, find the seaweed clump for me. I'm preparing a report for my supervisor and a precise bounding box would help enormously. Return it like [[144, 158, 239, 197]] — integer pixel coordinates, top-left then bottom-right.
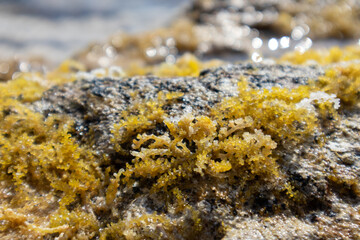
[[116, 81, 321, 192], [105, 77, 341, 238], [0, 48, 359, 239], [280, 46, 360, 65], [0, 55, 223, 239], [0, 66, 105, 238], [317, 64, 360, 107]]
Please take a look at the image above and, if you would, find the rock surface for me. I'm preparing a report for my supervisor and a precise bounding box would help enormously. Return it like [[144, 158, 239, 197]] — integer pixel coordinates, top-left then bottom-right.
[[33, 63, 323, 154], [30, 62, 359, 239]]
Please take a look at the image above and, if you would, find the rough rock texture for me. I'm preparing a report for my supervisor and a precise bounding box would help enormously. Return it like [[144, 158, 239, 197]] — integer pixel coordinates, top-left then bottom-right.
[[33, 63, 323, 154], [30, 63, 360, 239]]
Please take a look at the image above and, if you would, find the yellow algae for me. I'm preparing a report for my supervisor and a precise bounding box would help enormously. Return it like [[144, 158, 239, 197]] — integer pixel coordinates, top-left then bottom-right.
[[280, 46, 360, 108], [1, 46, 360, 238], [112, 78, 337, 200], [328, 174, 360, 198], [0, 77, 46, 103], [45, 59, 86, 85], [0, 108, 103, 237], [105, 74, 346, 237], [280, 46, 360, 65], [0, 65, 104, 238], [126, 53, 223, 77], [100, 202, 202, 240], [110, 91, 182, 154], [317, 64, 360, 107], [100, 213, 177, 240], [215, 80, 326, 143], [106, 169, 124, 206]]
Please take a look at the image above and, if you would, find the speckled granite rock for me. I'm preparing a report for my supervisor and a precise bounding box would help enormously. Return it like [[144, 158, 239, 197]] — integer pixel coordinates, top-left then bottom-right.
[[31, 62, 359, 239], [33, 63, 322, 153]]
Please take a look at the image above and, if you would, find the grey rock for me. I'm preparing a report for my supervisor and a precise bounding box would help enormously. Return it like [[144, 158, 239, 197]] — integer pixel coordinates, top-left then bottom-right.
[[31, 62, 359, 239], [33, 63, 323, 154]]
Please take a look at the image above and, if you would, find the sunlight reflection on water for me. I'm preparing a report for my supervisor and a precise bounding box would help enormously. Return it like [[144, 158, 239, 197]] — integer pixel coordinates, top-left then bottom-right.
[[0, 0, 191, 62]]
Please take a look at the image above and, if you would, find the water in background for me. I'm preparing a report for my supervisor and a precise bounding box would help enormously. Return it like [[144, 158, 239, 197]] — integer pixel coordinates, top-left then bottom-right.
[[0, 0, 191, 63], [0, 0, 359, 69]]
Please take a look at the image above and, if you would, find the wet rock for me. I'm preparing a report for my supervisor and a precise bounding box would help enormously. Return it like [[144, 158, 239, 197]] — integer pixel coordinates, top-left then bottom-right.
[[33, 63, 323, 154], [30, 62, 359, 239]]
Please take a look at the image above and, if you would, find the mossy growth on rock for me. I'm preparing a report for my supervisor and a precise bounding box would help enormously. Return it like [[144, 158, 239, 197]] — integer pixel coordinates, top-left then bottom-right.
[[0, 82, 105, 238], [105, 77, 343, 238], [0, 48, 359, 239], [280, 45, 360, 65], [317, 64, 360, 107], [111, 77, 337, 194]]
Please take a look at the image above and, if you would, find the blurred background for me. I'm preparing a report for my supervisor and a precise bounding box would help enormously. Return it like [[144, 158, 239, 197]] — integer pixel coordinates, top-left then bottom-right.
[[0, 0, 190, 62], [0, 0, 359, 80]]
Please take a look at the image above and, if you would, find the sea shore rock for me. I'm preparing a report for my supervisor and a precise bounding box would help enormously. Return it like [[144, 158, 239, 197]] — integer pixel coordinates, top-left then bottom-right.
[[33, 63, 323, 154], [30, 62, 359, 239]]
